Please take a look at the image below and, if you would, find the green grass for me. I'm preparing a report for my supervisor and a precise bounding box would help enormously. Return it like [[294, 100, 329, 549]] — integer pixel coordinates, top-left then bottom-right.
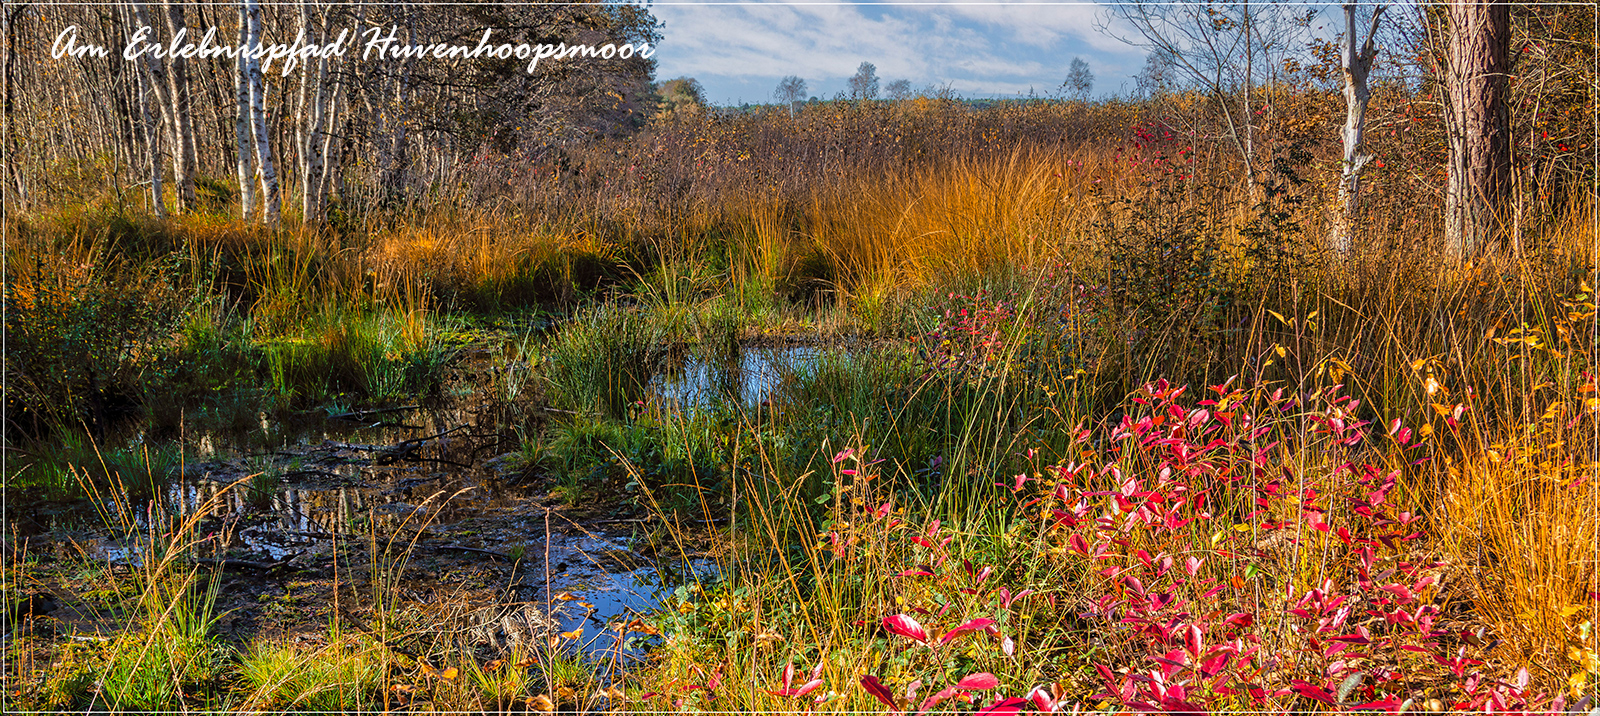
[[543, 306, 669, 419], [236, 636, 388, 711]]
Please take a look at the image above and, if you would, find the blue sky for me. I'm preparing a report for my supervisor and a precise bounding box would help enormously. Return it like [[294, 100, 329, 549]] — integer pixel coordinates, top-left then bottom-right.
[[647, 1, 1166, 105]]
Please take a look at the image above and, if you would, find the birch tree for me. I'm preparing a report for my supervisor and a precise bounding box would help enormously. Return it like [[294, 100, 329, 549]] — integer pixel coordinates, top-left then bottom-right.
[[245, 0, 280, 224], [126, 5, 164, 215], [1330, 3, 1385, 256], [162, 0, 198, 211], [296, 0, 334, 221], [235, 2, 256, 219], [1098, 1, 1313, 192]]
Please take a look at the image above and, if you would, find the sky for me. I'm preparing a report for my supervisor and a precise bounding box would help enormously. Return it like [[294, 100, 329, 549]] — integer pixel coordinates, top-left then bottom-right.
[[644, 1, 1251, 105]]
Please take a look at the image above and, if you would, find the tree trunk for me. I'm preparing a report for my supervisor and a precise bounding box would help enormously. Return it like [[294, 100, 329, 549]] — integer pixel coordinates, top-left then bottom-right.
[[246, 0, 280, 224], [163, 1, 198, 211], [235, 3, 257, 219], [1332, 3, 1384, 256], [129, 3, 183, 210], [1444, 0, 1511, 259], [297, 0, 332, 222], [132, 12, 164, 215], [2, 6, 26, 208]]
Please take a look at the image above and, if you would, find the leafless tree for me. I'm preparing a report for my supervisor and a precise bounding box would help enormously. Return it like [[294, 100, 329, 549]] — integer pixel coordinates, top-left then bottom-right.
[[234, 1, 256, 219], [1064, 57, 1093, 100], [1098, 1, 1314, 188], [848, 62, 878, 101], [775, 75, 807, 105], [884, 78, 913, 101], [244, 0, 280, 223], [1135, 48, 1178, 99], [162, 1, 198, 211], [1330, 3, 1385, 257]]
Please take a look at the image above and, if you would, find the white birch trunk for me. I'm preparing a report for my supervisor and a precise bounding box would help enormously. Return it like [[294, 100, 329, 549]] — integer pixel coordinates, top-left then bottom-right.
[[130, 2, 179, 210], [246, 0, 280, 224], [1331, 4, 1384, 257], [235, 3, 256, 219], [131, 13, 164, 216], [297, 0, 331, 222], [162, 1, 197, 210], [315, 48, 345, 214]]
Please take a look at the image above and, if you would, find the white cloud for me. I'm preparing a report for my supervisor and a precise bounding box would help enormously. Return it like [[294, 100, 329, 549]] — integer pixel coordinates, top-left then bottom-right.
[[650, 1, 1150, 104]]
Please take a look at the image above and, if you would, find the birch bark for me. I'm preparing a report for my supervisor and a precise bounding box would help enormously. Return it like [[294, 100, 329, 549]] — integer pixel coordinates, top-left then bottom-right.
[[235, 3, 257, 218], [245, 0, 280, 224], [162, 1, 197, 210]]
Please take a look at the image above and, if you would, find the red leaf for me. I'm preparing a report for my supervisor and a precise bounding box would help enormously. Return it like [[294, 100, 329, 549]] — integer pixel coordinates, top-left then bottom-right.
[[1291, 682, 1337, 705], [939, 618, 998, 646], [956, 673, 1000, 691], [976, 697, 1029, 715], [917, 687, 959, 716], [1351, 697, 1404, 712], [883, 615, 929, 644], [860, 675, 898, 710]]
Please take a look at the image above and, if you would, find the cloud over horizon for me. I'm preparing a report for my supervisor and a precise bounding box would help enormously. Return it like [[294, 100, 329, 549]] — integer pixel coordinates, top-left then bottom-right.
[[648, 1, 1152, 105]]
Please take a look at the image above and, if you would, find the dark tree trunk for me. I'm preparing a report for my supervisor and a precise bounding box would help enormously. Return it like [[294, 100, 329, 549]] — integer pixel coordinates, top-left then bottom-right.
[[1444, 0, 1511, 259]]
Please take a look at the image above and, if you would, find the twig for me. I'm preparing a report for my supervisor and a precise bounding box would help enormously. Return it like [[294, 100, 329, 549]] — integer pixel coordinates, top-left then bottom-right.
[[326, 405, 421, 421], [436, 544, 512, 560]]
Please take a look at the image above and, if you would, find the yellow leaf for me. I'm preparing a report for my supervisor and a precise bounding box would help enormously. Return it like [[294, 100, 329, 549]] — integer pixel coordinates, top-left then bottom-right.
[[1273, 344, 1286, 358], [1267, 310, 1288, 326], [554, 592, 580, 602], [419, 664, 458, 680], [1559, 605, 1585, 618], [560, 629, 583, 641], [1567, 645, 1599, 672], [1570, 671, 1588, 697], [1233, 523, 1251, 532], [529, 694, 555, 712]]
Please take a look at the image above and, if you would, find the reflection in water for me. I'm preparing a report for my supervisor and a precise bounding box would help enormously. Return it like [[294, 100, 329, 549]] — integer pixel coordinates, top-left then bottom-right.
[[514, 529, 717, 661], [651, 345, 817, 410]]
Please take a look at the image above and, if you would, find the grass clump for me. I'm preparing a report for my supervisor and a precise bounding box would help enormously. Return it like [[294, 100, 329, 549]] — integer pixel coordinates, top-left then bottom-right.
[[236, 635, 388, 711], [543, 307, 668, 419]]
